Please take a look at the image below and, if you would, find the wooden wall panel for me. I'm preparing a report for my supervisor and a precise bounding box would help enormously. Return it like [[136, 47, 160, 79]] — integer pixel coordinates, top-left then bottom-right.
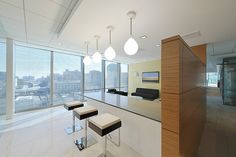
[[191, 44, 207, 65], [161, 35, 206, 157], [161, 39, 181, 94], [162, 93, 180, 133], [162, 129, 180, 157], [182, 44, 200, 92], [180, 87, 206, 157]]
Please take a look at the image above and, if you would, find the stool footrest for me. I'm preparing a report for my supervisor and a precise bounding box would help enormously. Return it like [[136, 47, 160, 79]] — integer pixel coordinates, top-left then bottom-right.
[[98, 151, 114, 157], [74, 134, 97, 151]]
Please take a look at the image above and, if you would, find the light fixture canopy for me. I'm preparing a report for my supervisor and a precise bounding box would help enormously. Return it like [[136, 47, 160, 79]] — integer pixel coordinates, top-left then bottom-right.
[[104, 26, 116, 60], [124, 11, 139, 55], [83, 41, 91, 65], [92, 35, 102, 63], [140, 35, 148, 39]]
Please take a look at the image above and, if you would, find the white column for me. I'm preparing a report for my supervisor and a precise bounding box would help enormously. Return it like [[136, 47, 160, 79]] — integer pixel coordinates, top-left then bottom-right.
[[6, 38, 15, 119], [50, 51, 54, 105]]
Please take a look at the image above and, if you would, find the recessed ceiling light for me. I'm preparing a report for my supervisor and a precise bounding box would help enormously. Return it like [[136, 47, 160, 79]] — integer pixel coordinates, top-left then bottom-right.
[[156, 44, 160, 47], [140, 35, 148, 39], [58, 42, 62, 46]]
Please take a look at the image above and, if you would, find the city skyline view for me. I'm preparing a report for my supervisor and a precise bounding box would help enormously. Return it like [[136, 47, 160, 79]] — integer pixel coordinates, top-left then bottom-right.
[[0, 44, 128, 114]]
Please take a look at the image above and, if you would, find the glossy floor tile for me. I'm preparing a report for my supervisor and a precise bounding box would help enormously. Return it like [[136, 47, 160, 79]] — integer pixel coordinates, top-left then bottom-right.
[[0, 106, 142, 157], [198, 96, 236, 157]]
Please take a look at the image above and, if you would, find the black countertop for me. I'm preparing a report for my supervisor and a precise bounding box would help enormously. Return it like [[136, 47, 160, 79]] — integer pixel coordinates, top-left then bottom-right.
[[83, 91, 161, 122]]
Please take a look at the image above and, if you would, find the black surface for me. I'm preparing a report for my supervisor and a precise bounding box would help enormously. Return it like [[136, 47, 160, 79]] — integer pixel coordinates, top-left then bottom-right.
[[64, 103, 84, 111], [89, 121, 121, 137], [73, 110, 98, 120], [107, 89, 128, 96], [131, 88, 159, 100], [107, 88, 117, 94]]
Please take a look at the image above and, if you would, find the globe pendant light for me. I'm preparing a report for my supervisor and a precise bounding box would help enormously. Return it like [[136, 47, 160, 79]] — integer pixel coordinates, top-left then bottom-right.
[[104, 26, 116, 60], [83, 41, 91, 65], [92, 35, 102, 63], [124, 11, 139, 55]]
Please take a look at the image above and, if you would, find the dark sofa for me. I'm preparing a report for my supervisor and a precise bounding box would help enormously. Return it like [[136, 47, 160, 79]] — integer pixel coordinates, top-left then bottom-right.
[[131, 88, 159, 100], [107, 89, 128, 96]]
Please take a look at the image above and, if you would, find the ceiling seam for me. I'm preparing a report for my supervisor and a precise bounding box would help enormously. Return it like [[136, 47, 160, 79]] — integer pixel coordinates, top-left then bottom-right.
[[47, 0, 81, 45], [22, 0, 28, 42], [47, 0, 75, 44], [48, 0, 68, 9], [0, 0, 21, 9], [0, 0, 63, 24]]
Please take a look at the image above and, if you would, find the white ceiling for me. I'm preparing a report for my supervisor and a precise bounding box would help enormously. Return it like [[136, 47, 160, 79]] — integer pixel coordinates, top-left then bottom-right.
[[207, 40, 236, 72], [0, 0, 236, 63]]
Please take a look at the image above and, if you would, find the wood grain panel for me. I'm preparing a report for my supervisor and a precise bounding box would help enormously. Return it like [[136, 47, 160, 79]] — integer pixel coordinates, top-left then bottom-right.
[[161, 35, 206, 157], [162, 128, 180, 157], [180, 87, 206, 157], [161, 39, 181, 94], [182, 44, 200, 92], [191, 44, 206, 64], [162, 93, 180, 133]]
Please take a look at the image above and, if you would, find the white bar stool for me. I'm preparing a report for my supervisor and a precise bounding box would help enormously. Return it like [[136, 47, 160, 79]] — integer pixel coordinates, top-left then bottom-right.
[[73, 105, 98, 150], [89, 113, 122, 157], [64, 101, 84, 134]]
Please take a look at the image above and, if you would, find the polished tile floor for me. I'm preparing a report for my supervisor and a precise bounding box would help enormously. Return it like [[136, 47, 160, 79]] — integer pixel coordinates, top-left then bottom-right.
[[198, 96, 236, 157], [0, 107, 142, 157], [2, 95, 235, 157]]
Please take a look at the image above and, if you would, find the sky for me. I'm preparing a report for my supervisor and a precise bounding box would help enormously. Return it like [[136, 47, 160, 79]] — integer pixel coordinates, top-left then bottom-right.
[[0, 44, 127, 79], [15, 46, 99, 78]]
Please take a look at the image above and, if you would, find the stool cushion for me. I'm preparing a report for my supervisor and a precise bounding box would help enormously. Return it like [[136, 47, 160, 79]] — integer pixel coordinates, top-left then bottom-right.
[[89, 113, 121, 130], [73, 106, 98, 120], [88, 113, 121, 136], [64, 101, 84, 110]]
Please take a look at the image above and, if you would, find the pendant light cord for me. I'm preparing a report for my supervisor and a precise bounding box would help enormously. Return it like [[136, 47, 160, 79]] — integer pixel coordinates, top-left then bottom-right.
[[96, 38, 98, 50], [109, 30, 112, 45], [86, 43, 88, 55], [130, 18, 133, 36]]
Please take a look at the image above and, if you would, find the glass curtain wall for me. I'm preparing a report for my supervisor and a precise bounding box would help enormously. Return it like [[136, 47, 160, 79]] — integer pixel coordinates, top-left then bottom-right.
[[15, 45, 51, 112], [222, 57, 236, 106], [53, 52, 82, 105], [0, 42, 6, 115], [120, 64, 128, 91], [105, 61, 119, 90], [84, 61, 102, 91], [206, 72, 218, 87], [4, 42, 129, 113]]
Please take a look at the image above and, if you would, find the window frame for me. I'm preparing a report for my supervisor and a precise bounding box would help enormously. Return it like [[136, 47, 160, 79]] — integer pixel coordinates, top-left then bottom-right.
[[0, 41, 6, 115], [3, 41, 129, 114]]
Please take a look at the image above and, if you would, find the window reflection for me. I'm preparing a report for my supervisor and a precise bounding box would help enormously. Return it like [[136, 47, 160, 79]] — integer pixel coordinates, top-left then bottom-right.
[[84, 61, 102, 91], [15, 45, 51, 112], [53, 52, 82, 105], [0, 42, 6, 115]]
